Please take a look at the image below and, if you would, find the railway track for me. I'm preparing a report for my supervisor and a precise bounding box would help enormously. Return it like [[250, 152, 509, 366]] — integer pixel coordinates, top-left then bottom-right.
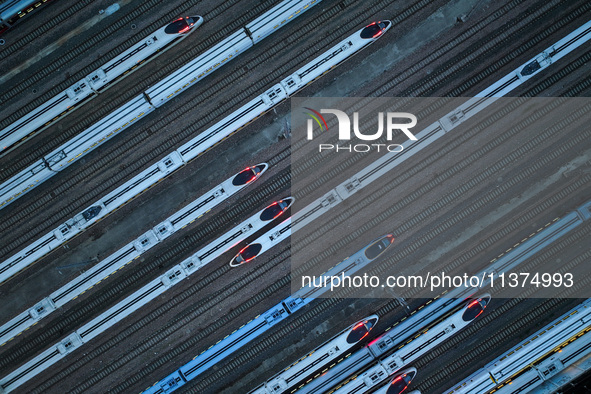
[[294, 97, 591, 255], [185, 212, 591, 393], [416, 244, 591, 392], [314, 48, 591, 200], [30, 239, 296, 393], [0, 0, 438, 277], [291, 0, 588, 178], [2, 1, 588, 390], [0, 0, 580, 282], [0, 0, 260, 124], [0, 1, 94, 60], [0, 151, 291, 372], [0, 0, 584, 262], [4, 0, 591, 370], [183, 92, 591, 389], [19, 91, 590, 391], [0, 0, 308, 176], [394, 0, 591, 97]]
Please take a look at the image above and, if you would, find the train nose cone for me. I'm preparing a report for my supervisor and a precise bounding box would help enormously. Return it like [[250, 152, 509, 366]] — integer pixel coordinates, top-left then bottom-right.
[[478, 294, 491, 308], [462, 294, 490, 322], [231, 163, 268, 186], [188, 16, 203, 27], [366, 316, 378, 329], [385, 368, 417, 394], [230, 254, 244, 268], [260, 197, 294, 222], [405, 368, 417, 380], [360, 20, 391, 39], [254, 163, 268, 174]]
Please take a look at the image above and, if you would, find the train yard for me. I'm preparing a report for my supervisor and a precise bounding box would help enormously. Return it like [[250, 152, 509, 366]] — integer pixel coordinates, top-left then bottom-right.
[[0, 0, 590, 393]]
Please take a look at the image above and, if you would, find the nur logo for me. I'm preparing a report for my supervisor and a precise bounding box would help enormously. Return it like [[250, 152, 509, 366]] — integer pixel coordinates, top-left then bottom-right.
[[305, 108, 418, 141]]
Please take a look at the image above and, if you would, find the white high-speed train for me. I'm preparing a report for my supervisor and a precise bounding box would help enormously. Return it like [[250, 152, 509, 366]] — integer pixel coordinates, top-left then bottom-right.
[[0, 164, 268, 346], [0, 15, 391, 286], [250, 316, 379, 394], [0, 163, 267, 286], [0, 0, 321, 209], [330, 295, 490, 394], [0, 15, 203, 154], [230, 216, 292, 267], [147, 17, 590, 394], [145, 234, 395, 394], [445, 298, 591, 394], [0, 195, 292, 393], [372, 369, 418, 394]]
